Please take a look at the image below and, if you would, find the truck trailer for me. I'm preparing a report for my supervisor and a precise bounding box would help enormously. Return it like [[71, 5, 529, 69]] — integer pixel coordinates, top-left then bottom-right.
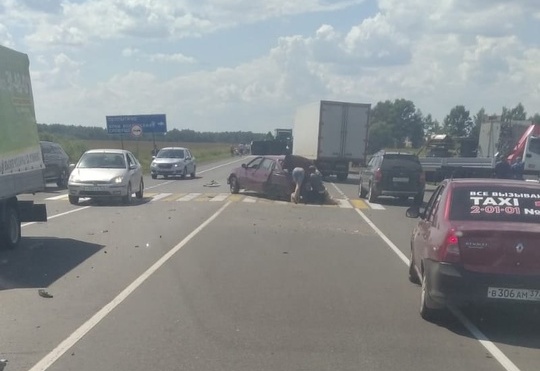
[[292, 100, 371, 181], [0, 44, 47, 248]]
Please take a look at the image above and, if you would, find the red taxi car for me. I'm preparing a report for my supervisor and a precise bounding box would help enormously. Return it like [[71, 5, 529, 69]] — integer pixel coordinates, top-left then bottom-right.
[[227, 155, 312, 200], [406, 178, 540, 320]]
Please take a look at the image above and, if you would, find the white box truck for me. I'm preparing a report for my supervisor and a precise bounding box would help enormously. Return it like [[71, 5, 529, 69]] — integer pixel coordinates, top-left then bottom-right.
[[0, 44, 47, 248], [292, 100, 370, 181]]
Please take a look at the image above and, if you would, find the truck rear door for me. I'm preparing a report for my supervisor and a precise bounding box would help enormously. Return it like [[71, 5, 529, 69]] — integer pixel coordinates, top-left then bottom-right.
[[343, 104, 370, 162], [319, 102, 345, 159]]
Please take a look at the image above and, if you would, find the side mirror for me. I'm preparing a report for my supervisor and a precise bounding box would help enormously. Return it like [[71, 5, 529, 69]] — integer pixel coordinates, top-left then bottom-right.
[[68, 163, 76, 173], [152, 156, 156, 159], [241, 163, 247, 169], [406, 206, 421, 218]]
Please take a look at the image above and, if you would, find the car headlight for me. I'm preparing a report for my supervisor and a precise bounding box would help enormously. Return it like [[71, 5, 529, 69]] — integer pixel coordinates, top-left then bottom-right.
[[173, 163, 181, 167], [69, 173, 80, 183], [151, 162, 157, 168], [112, 176, 123, 184]]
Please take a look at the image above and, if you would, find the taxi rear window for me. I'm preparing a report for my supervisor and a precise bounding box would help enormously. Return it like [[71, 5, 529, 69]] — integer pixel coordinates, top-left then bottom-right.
[[449, 187, 540, 223]]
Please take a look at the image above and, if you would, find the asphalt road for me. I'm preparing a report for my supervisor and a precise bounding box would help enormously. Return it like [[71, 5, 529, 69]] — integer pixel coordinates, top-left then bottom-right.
[[1, 156, 539, 371]]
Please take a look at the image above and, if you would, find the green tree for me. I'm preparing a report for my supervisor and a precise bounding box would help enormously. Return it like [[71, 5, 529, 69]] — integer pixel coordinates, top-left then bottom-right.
[[531, 113, 540, 124], [422, 114, 441, 136], [366, 121, 394, 153], [469, 107, 487, 143], [443, 105, 473, 137]]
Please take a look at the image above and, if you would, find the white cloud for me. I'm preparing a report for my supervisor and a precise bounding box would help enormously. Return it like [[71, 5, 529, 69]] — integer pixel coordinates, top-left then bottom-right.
[[3, 0, 540, 131]]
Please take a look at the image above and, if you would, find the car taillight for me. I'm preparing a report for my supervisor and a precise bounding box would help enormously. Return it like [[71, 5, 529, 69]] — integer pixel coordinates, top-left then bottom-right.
[[439, 229, 460, 263], [374, 168, 382, 182]]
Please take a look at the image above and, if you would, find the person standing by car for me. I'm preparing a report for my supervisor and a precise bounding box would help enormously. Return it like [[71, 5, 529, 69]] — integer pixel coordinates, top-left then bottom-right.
[[291, 167, 305, 204], [511, 156, 524, 180], [494, 154, 512, 179], [304, 165, 327, 204]]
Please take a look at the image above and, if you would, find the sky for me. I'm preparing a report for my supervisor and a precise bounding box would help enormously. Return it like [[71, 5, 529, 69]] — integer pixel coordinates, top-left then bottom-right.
[[1, 0, 540, 133]]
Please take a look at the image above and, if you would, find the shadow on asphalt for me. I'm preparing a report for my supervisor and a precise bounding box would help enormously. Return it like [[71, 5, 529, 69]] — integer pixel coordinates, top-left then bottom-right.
[[0, 237, 104, 290], [428, 305, 540, 350]]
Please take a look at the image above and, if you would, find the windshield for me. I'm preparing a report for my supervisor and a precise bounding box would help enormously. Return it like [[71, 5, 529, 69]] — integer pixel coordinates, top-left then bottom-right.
[[381, 154, 422, 170], [78, 153, 126, 169], [449, 186, 540, 223], [527, 137, 540, 155], [157, 149, 185, 159]]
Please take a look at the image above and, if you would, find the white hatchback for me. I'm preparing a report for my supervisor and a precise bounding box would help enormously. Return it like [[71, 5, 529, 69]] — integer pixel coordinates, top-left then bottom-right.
[[68, 149, 144, 205]]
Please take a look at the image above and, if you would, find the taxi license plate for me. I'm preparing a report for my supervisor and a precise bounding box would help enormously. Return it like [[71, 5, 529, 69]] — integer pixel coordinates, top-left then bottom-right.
[[393, 177, 409, 182], [487, 287, 540, 301]]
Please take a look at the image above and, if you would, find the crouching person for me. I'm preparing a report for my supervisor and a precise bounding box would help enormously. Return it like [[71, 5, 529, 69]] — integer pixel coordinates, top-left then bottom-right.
[[304, 165, 328, 204]]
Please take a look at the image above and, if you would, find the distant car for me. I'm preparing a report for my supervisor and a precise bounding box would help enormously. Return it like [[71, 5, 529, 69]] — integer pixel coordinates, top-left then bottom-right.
[[67, 149, 144, 205], [227, 154, 312, 200], [150, 147, 196, 179], [406, 178, 540, 320], [359, 151, 425, 203], [40, 141, 70, 188]]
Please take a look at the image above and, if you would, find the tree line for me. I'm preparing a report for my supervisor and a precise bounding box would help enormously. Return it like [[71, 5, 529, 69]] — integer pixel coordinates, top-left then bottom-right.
[[367, 100, 540, 154], [38, 99, 540, 154]]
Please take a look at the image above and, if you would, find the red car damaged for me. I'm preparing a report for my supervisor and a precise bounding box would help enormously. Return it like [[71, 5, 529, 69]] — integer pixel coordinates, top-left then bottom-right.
[[406, 178, 540, 320], [227, 154, 313, 200]]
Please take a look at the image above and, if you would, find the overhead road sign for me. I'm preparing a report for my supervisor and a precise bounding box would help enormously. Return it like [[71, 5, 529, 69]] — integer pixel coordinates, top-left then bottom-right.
[[106, 114, 167, 134]]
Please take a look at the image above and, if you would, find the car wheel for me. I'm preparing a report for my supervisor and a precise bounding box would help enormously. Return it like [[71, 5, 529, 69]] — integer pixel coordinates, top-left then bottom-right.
[[56, 169, 68, 188], [420, 274, 440, 320], [0, 205, 21, 249], [68, 195, 79, 205], [151, 174, 157, 180], [122, 183, 132, 204], [135, 179, 144, 199], [408, 248, 420, 285], [367, 183, 378, 203], [358, 180, 367, 198], [191, 166, 196, 178], [230, 176, 240, 194]]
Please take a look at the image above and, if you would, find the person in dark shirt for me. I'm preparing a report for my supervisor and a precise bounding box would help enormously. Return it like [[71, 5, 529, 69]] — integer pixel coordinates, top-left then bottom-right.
[[494, 155, 512, 179], [511, 156, 524, 180]]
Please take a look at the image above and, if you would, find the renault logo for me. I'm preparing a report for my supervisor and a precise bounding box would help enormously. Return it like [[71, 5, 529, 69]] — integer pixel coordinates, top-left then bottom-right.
[[516, 243, 525, 254]]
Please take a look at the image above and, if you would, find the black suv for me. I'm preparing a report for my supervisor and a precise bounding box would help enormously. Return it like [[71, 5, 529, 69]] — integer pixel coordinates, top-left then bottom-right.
[[40, 141, 70, 188], [358, 151, 425, 203]]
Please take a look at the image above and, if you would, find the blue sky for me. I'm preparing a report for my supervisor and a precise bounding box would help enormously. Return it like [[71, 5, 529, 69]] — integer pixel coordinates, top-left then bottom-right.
[[1, 0, 539, 133]]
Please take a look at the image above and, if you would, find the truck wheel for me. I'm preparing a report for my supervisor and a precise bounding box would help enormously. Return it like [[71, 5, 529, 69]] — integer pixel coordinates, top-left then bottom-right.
[[336, 173, 348, 181], [1, 205, 21, 249], [191, 166, 196, 178], [69, 196, 79, 205], [151, 174, 157, 180]]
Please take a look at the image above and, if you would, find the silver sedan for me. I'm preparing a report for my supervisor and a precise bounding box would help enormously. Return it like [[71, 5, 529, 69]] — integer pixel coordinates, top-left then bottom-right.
[[67, 149, 144, 205]]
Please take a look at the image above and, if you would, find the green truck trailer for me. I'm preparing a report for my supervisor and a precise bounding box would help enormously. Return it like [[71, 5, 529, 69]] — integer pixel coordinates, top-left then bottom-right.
[[0, 44, 47, 248]]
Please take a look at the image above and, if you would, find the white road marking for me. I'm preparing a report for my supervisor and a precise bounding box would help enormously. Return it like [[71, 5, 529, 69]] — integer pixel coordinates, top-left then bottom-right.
[[354, 206, 522, 371], [29, 201, 232, 371], [210, 193, 230, 202], [150, 193, 172, 202], [366, 201, 385, 210], [45, 194, 68, 200], [330, 182, 349, 200], [337, 199, 353, 208], [242, 196, 257, 203], [176, 193, 202, 201]]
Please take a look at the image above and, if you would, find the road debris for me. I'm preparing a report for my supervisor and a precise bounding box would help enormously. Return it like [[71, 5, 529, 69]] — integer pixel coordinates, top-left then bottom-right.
[[38, 289, 53, 298], [203, 180, 220, 187]]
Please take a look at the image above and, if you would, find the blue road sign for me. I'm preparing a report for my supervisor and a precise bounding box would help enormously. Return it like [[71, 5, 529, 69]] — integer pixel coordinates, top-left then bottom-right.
[[106, 114, 167, 134]]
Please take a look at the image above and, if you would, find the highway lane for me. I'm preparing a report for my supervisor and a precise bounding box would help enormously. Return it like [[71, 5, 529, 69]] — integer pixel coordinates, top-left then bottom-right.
[[0, 160, 538, 370], [331, 176, 540, 371]]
